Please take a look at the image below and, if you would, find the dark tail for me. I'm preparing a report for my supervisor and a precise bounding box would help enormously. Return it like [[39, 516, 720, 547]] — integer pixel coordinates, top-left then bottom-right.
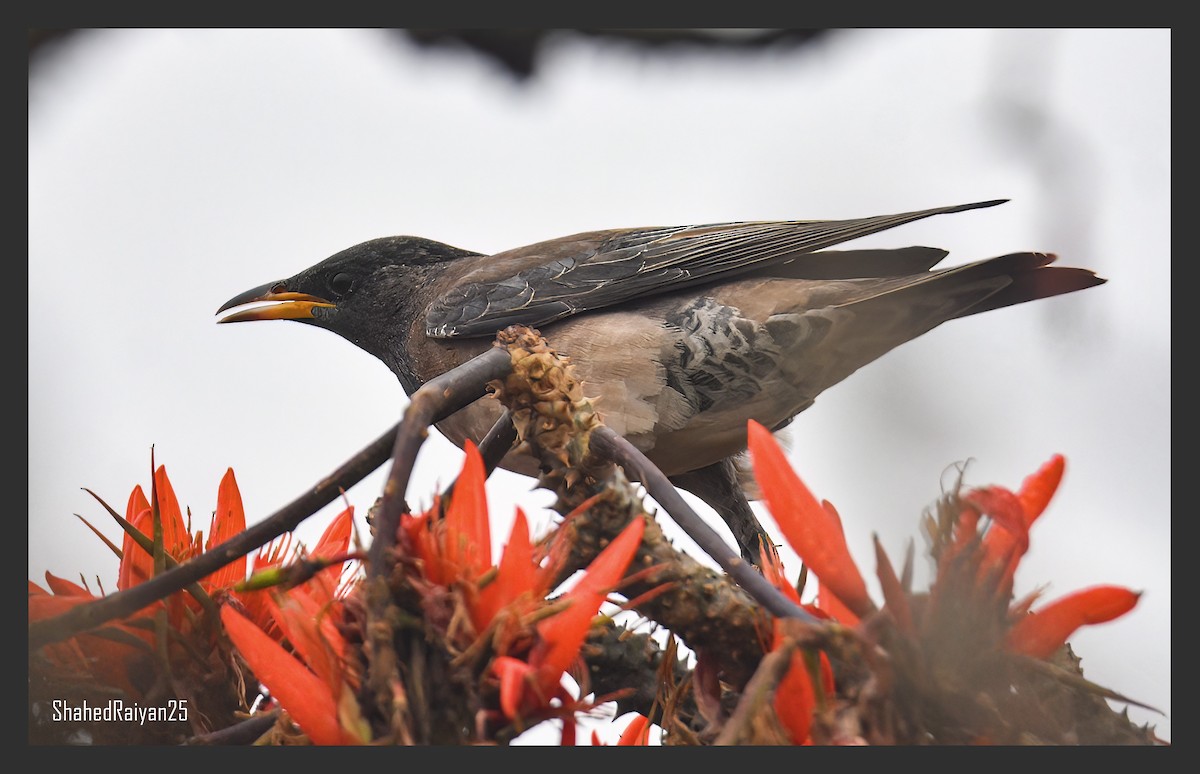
[[949, 252, 1106, 318]]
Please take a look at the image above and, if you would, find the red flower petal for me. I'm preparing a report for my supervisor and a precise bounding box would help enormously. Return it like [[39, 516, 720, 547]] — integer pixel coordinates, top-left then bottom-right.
[[220, 604, 351, 745], [748, 421, 874, 618], [532, 517, 645, 696], [474, 507, 539, 632], [152, 465, 191, 556], [978, 456, 1065, 589], [1018, 454, 1065, 528], [968, 486, 1029, 580], [499, 508, 536, 595], [817, 650, 835, 698], [1005, 585, 1141, 659], [309, 506, 355, 594], [118, 489, 153, 590], [266, 592, 346, 698], [758, 542, 802, 606], [617, 713, 651, 745], [444, 441, 492, 577], [29, 592, 93, 621], [560, 704, 577, 746], [30, 594, 156, 697], [205, 468, 247, 592], [815, 583, 861, 627], [43, 571, 91, 597], [772, 624, 816, 745], [813, 501, 862, 627], [312, 506, 353, 561], [966, 486, 1027, 544], [491, 655, 534, 719]]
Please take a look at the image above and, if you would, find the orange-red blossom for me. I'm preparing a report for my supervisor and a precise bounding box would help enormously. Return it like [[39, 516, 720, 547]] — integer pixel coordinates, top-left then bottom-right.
[[401, 441, 646, 737], [223, 441, 645, 745], [745, 419, 1140, 744]]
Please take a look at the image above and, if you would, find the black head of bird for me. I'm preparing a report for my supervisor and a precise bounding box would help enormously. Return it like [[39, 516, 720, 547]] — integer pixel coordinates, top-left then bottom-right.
[[217, 199, 1105, 562]]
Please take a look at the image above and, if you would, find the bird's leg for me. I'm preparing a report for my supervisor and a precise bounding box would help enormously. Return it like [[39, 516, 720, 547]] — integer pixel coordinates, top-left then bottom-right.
[[669, 457, 775, 566]]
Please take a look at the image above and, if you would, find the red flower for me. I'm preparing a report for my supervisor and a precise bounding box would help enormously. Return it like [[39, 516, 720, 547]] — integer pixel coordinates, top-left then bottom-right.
[[401, 441, 564, 641], [223, 441, 646, 744], [400, 441, 646, 741], [30, 461, 357, 704], [748, 419, 874, 620], [744, 419, 1142, 743], [481, 511, 645, 735], [757, 536, 837, 743], [404, 441, 643, 654], [747, 419, 1139, 658], [221, 602, 366, 745], [235, 503, 357, 638], [975, 454, 1064, 599], [518, 514, 645, 713], [211, 488, 363, 745]]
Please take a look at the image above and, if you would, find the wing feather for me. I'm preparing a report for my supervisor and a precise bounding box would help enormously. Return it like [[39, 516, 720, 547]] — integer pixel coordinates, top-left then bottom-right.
[[425, 200, 1006, 338]]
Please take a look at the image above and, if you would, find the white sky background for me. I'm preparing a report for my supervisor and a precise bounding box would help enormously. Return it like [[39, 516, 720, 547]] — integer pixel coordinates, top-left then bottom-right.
[[28, 28, 1170, 744]]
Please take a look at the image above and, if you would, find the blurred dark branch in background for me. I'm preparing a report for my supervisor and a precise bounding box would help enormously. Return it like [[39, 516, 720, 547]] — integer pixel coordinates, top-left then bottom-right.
[[28, 27, 80, 65], [29, 28, 834, 80], [399, 29, 832, 79], [982, 30, 1104, 343], [28, 28, 73, 50]]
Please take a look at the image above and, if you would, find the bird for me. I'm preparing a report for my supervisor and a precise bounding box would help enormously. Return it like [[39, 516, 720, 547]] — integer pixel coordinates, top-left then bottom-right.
[[216, 199, 1105, 563]]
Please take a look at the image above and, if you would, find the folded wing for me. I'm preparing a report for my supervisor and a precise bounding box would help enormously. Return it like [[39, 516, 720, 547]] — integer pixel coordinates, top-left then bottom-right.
[[424, 200, 1009, 338]]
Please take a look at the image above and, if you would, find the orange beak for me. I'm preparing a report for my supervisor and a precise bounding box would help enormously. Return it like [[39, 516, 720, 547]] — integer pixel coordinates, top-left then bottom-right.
[[216, 282, 336, 323]]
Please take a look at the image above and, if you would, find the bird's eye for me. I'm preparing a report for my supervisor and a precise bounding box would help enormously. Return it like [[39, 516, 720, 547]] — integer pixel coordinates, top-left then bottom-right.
[[329, 272, 353, 297]]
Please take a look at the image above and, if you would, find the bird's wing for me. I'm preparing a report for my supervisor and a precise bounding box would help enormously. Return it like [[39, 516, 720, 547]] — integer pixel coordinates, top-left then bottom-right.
[[424, 199, 1006, 338]]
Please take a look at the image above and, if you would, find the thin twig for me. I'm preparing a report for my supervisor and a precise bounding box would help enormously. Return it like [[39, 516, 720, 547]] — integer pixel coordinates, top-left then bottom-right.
[[182, 711, 280, 745], [441, 409, 517, 502], [590, 427, 818, 623], [477, 409, 518, 476]]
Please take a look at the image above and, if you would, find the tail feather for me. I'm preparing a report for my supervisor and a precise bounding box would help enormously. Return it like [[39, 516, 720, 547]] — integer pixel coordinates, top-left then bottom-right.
[[820, 251, 1105, 353], [946, 252, 1107, 318]]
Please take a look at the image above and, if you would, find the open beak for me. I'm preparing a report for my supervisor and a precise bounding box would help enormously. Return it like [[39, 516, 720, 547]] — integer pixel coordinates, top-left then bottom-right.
[[216, 281, 336, 323]]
